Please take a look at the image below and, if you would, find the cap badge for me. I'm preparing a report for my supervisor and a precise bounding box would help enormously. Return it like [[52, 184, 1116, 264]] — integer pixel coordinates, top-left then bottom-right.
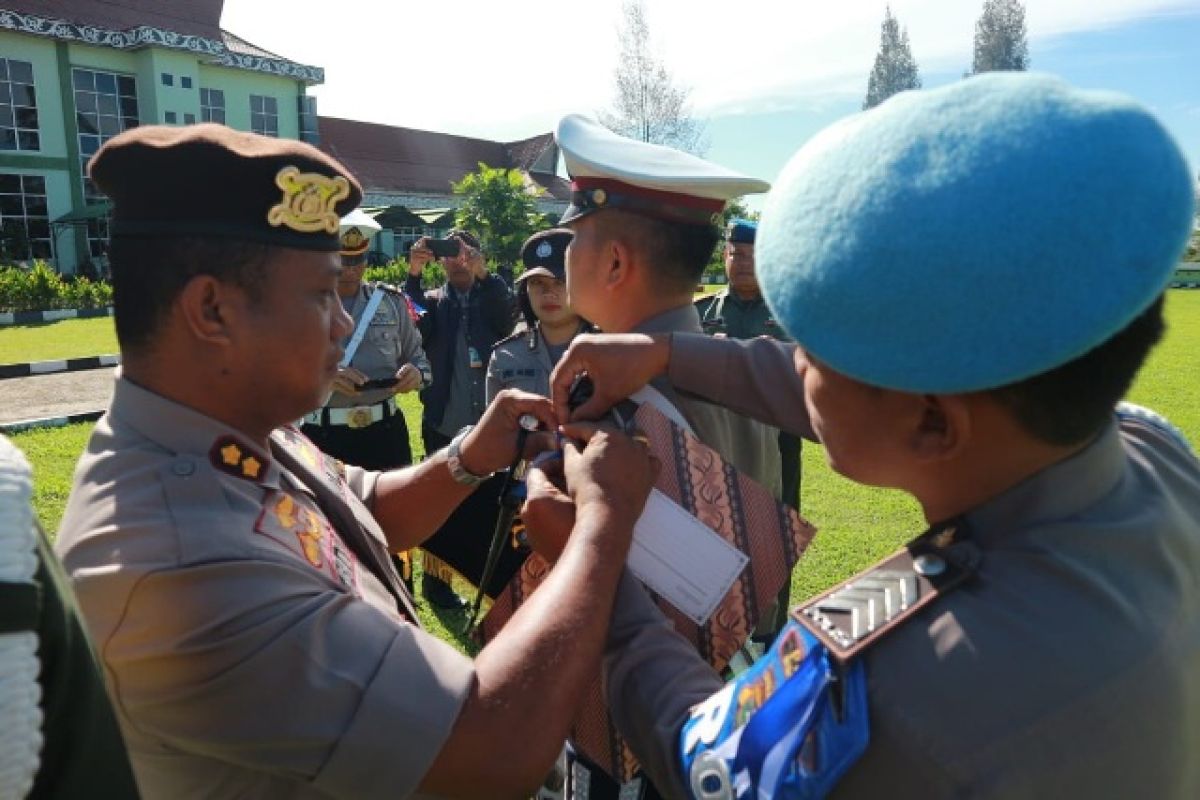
[[536, 241, 553, 258], [590, 188, 608, 207], [342, 227, 367, 250], [268, 165, 351, 234]]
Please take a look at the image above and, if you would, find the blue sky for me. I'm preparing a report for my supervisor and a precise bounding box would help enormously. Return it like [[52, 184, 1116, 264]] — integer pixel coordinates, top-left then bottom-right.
[[706, 7, 1200, 208], [223, 1, 1199, 208]]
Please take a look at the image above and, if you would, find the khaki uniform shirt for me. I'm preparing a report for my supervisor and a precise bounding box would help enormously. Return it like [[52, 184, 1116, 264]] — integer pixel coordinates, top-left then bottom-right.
[[56, 376, 474, 799], [634, 304, 781, 497], [605, 334, 1200, 799], [485, 323, 581, 403], [327, 282, 429, 409], [486, 327, 552, 403]]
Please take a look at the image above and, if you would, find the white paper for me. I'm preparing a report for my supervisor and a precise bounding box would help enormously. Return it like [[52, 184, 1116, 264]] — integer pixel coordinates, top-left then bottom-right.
[[627, 488, 749, 625]]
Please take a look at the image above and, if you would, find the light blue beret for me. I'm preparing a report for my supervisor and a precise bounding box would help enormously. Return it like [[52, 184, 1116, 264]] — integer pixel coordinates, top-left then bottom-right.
[[757, 72, 1195, 393]]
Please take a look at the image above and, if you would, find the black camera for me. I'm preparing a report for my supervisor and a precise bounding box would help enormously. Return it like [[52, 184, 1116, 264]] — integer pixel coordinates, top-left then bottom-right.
[[425, 238, 462, 258]]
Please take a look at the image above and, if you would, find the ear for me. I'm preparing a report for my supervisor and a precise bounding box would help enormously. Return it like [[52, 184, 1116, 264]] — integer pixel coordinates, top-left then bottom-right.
[[604, 237, 636, 290], [176, 274, 239, 347], [911, 394, 971, 462]]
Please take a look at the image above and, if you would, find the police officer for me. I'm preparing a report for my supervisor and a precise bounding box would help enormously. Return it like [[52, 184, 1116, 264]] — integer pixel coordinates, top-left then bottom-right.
[[54, 123, 658, 798], [546, 73, 1200, 798], [0, 435, 138, 798], [301, 209, 429, 590], [487, 228, 591, 403], [301, 208, 429, 468]]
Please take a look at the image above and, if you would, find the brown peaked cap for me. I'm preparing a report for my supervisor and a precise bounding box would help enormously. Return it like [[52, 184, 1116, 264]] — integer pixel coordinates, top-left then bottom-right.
[[89, 123, 363, 251]]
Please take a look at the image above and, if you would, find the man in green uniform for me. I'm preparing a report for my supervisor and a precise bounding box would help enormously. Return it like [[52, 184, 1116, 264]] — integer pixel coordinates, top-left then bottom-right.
[[0, 435, 138, 799]]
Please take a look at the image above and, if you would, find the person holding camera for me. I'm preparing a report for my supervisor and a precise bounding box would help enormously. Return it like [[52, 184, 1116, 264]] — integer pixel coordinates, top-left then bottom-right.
[[406, 229, 515, 608]]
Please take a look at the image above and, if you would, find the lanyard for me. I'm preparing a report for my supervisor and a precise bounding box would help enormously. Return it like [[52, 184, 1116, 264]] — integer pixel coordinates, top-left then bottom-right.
[[339, 287, 385, 368]]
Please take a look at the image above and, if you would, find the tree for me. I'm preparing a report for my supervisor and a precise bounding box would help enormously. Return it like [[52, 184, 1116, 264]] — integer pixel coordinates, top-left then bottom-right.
[[600, 0, 706, 154], [451, 163, 541, 268], [863, 6, 922, 110], [971, 0, 1029, 74]]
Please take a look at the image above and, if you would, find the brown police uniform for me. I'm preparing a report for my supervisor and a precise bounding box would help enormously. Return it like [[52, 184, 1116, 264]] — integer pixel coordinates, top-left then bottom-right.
[[603, 334, 1200, 799], [57, 378, 473, 798], [54, 124, 474, 798], [635, 304, 782, 499]]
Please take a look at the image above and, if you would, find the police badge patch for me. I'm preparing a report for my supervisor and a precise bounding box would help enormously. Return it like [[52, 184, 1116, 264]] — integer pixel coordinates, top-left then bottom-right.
[[254, 489, 359, 591]]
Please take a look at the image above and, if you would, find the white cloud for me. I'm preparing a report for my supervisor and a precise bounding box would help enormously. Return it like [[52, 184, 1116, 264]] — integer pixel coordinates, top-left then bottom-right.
[[220, 0, 1197, 139]]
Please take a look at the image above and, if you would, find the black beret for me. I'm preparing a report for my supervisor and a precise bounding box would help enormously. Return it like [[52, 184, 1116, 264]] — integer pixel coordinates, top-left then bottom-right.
[[89, 124, 362, 251], [517, 228, 573, 282]]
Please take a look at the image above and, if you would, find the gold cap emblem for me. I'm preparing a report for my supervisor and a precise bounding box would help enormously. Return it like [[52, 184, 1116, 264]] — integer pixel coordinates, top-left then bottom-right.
[[341, 226, 368, 255], [267, 165, 351, 234]]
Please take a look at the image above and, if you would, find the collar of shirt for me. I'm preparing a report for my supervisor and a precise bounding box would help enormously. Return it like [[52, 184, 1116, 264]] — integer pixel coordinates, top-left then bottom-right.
[[631, 302, 704, 336], [107, 370, 285, 490], [723, 289, 766, 310], [963, 418, 1124, 545]]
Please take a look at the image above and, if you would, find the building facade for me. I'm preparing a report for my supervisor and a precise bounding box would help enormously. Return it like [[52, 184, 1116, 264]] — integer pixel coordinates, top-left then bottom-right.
[[0, 0, 569, 274], [0, 0, 321, 273]]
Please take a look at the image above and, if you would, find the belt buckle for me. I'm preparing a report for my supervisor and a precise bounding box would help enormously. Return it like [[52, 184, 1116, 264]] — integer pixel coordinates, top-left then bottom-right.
[[347, 406, 373, 429]]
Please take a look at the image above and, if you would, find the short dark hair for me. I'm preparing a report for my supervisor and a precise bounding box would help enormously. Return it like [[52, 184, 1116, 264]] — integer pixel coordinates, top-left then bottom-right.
[[602, 211, 718, 293], [109, 236, 271, 353], [446, 229, 481, 250], [988, 294, 1166, 446]]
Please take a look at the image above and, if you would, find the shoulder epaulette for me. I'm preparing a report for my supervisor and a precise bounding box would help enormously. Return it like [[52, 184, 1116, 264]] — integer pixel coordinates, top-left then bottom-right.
[[209, 435, 270, 483], [492, 329, 525, 349], [794, 519, 980, 664]]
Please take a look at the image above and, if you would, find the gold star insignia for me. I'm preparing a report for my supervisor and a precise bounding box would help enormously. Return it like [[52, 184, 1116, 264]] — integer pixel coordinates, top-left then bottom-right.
[[221, 443, 241, 466], [243, 457, 262, 479]]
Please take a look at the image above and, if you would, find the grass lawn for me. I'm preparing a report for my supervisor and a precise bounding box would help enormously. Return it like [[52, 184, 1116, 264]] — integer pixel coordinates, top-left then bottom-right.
[[0, 316, 118, 363], [8, 290, 1199, 651]]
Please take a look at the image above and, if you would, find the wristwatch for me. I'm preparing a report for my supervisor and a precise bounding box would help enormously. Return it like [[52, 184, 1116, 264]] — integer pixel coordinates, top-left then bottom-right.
[[447, 425, 489, 486]]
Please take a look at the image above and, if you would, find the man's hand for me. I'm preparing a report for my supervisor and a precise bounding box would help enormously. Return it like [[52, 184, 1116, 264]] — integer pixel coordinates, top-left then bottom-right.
[[521, 454, 574, 562], [393, 363, 421, 394], [458, 389, 558, 476], [331, 365, 367, 396], [464, 243, 488, 281], [522, 422, 658, 561], [549, 333, 672, 422], [409, 237, 433, 275]]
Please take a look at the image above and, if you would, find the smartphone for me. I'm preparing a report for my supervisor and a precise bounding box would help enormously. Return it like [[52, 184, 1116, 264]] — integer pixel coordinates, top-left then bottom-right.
[[359, 377, 401, 390], [426, 238, 462, 258]]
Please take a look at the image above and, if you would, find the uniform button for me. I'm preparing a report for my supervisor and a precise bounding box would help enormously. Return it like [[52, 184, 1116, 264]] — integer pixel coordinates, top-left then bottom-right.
[[913, 553, 946, 577], [172, 459, 195, 477]]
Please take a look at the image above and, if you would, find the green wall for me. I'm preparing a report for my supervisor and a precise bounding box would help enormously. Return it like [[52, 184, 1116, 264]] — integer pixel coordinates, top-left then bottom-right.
[[0, 31, 69, 158], [198, 64, 302, 138], [1, 32, 314, 273]]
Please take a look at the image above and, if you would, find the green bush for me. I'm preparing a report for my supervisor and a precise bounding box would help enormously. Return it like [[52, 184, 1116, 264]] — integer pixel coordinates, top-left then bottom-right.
[[0, 261, 113, 312], [365, 258, 447, 289]]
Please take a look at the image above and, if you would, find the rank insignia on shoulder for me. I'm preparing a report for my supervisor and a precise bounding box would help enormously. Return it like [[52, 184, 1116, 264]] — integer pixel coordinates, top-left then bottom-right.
[[677, 520, 979, 799], [795, 519, 981, 663], [210, 435, 270, 482]]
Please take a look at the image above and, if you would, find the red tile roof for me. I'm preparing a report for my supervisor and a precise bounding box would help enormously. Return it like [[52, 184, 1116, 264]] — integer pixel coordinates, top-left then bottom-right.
[[318, 116, 570, 201]]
